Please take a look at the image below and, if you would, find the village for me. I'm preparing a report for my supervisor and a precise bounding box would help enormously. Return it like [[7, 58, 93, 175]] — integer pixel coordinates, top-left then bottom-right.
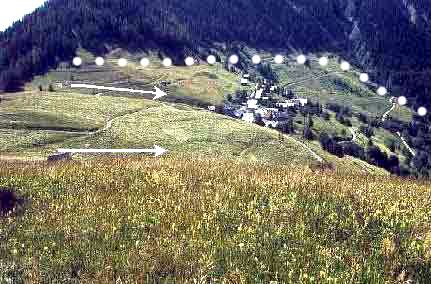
[[220, 73, 308, 130]]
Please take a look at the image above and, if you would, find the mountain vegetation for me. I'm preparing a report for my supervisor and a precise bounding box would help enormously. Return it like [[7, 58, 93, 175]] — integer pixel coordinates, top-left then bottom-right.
[[1, 0, 431, 176]]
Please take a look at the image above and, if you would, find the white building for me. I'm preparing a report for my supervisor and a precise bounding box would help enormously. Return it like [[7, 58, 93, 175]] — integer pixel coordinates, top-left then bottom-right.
[[278, 102, 295, 108], [242, 112, 255, 123], [241, 78, 249, 85], [255, 88, 263, 99], [264, 120, 279, 128], [247, 99, 258, 109], [285, 98, 308, 107]]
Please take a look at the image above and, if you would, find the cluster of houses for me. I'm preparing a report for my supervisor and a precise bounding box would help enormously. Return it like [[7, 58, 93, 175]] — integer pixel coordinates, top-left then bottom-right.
[[221, 73, 309, 128]]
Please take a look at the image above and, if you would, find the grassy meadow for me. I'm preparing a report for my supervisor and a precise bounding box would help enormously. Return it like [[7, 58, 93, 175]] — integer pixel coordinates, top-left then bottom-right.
[[0, 157, 430, 283]]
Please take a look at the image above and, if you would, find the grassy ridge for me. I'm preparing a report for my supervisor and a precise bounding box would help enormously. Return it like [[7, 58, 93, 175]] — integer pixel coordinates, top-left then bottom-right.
[[0, 91, 386, 175], [0, 157, 430, 283]]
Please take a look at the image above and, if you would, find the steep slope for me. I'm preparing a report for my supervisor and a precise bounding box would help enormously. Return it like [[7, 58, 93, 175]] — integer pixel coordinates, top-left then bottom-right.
[[1, 0, 430, 92]]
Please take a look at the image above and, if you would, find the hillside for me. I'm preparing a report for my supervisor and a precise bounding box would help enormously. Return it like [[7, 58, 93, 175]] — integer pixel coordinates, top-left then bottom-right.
[[1, 157, 430, 282], [0, 0, 430, 175], [0, 88, 389, 176]]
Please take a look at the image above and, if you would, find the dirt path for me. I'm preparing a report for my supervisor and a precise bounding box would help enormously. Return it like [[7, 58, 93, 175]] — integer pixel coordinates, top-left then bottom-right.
[[379, 97, 416, 157], [396, 131, 416, 157], [283, 134, 324, 163], [349, 127, 357, 142], [382, 97, 396, 122], [281, 71, 340, 88]]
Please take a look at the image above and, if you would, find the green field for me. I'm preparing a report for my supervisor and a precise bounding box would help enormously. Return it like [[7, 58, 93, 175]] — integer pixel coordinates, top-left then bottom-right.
[[0, 156, 429, 282], [0, 90, 389, 176]]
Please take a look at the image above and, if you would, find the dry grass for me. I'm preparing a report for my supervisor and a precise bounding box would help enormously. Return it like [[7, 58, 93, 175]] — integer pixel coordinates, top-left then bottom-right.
[[0, 156, 430, 283]]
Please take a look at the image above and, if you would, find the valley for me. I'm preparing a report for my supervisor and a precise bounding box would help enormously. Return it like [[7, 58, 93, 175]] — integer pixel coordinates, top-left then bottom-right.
[[0, 48, 415, 176]]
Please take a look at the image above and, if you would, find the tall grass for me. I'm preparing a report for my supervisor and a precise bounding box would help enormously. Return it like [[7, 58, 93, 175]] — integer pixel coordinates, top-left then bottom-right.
[[0, 156, 430, 283]]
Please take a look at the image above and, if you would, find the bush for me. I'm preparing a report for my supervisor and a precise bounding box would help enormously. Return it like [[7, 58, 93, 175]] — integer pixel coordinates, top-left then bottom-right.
[[321, 111, 330, 121], [343, 142, 365, 160]]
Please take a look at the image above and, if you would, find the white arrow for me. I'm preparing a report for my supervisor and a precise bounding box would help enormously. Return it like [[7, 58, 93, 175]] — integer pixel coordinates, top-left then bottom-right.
[[70, 84, 167, 100], [57, 145, 168, 157]]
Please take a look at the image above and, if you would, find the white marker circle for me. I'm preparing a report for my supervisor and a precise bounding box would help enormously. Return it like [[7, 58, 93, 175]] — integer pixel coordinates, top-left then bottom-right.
[[185, 57, 195, 66], [72, 57, 82, 67], [118, 58, 128, 67], [274, 55, 284, 64], [340, 61, 350, 71], [207, 55, 216, 65], [229, 54, 239, 65], [252, 55, 261, 64], [418, 107, 427, 116], [297, 54, 307, 65], [319, 57, 329, 66], [377, 86, 388, 96], [162, 58, 172, 67], [140, 58, 150, 67], [359, 73, 369, 82], [397, 96, 407, 106], [95, 57, 104, 66]]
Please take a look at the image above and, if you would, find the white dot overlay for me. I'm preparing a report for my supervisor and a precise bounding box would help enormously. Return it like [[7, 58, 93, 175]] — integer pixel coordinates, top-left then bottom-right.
[[72, 57, 82, 67], [140, 58, 150, 67], [319, 57, 328, 66], [162, 58, 172, 67], [95, 57, 104, 66], [297, 55, 307, 65], [377, 86, 388, 96], [340, 61, 350, 71], [229, 55, 239, 65], [418, 107, 427, 117], [359, 73, 369, 82], [274, 55, 284, 64], [118, 58, 128, 67], [185, 57, 195, 66], [398, 96, 407, 106], [207, 55, 216, 65], [252, 55, 261, 65]]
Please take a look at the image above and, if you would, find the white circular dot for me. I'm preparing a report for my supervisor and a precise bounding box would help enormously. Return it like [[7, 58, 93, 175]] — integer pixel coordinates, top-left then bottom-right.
[[340, 61, 350, 71], [297, 54, 307, 65], [95, 57, 104, 66], [397, 96, 407, 106], [118, 58, 128, 67], [229, 55, 239, 65], [319, 57, 328, 66], [377, 86, 388, 96], [252, 55, 261, 64], [274, 55, 284, 64], [185, 57, 195, 66], [162, 58, 172, 67], [418, 107, 427, 116], [140, 58, 150, 67], [72, 57, 82, 67], [359, 73, 369, 82], [207, 55, 216, 65]]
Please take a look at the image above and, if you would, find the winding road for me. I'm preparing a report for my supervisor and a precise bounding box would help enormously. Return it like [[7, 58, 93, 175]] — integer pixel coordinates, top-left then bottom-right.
[[380, 97, 416, 157]]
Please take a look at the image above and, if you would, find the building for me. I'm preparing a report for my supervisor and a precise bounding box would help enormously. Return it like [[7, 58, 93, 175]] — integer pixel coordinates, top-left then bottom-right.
[[247, 99, 258, 109], [285, 98, 308, 107], [242, 112, 255, 123], [255, 88, 263, 99], [262, 119, 279, 128], [277, 102, 295, 108]]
